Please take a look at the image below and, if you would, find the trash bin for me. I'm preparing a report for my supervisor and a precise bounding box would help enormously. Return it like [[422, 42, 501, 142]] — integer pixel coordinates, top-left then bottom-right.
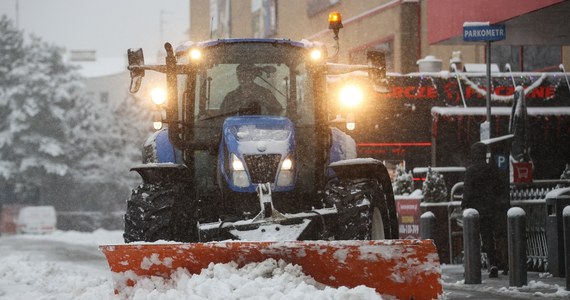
[[545, 187, 570, 277]]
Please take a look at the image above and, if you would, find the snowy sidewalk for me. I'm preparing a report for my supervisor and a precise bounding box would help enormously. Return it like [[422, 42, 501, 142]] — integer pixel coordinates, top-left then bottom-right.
[[441, 264, 570, 299]]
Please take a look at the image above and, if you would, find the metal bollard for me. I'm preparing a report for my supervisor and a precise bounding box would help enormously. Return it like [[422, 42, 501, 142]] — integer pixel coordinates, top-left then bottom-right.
[[420, 211, 436, 240], [463, 208, 481, 284], [562, 205, 570, 291], [508, 207, 527, 287]]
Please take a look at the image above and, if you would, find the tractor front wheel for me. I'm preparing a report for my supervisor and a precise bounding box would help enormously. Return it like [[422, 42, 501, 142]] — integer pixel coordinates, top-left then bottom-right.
[[123, 181, 197, 243], [325, 179, 397, 240]]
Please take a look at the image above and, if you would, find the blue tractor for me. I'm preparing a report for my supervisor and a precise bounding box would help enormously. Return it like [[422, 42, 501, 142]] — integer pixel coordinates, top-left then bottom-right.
[[123, 38, 399, 243]]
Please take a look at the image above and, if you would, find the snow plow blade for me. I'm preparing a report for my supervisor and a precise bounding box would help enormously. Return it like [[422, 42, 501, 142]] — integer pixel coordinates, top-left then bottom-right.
[[101, 239, 442, 299]]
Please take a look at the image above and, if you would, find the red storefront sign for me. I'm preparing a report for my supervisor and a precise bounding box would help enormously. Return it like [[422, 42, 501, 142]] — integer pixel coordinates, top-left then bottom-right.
[[395, 197, 421, 239], [513, 162, 533, 183]]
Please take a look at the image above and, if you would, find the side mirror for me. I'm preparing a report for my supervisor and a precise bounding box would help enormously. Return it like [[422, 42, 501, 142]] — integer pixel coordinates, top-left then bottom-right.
[[367, 51, 389, 93], [127, 48, 145, 93]]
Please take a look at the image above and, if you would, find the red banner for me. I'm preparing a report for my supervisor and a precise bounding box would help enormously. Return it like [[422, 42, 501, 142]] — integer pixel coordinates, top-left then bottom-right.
[[395, 197, 422, 239]]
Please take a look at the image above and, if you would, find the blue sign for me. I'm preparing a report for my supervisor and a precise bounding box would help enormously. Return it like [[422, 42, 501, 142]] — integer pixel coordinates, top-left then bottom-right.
[[495, 154, 508, 171], [463, 24, 506, 42]]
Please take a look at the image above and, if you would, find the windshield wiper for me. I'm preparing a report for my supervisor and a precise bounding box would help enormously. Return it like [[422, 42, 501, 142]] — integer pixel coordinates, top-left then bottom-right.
[[256, 75, 288, 99]]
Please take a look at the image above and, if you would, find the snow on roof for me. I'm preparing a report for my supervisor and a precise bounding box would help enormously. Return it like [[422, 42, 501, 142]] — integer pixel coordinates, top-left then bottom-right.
[[545, 187, 570, 199], [70, 57, 128, 78], [402, 70, 451, 78], [328, 157, 380, 167], [413, 167, 466, 174], [395, 195, 423, 200], [431, 106, 570, 116], [479, 134, 514, 145], [463, 21, 490, 27], [416, 55, 442, 63], [463, 63, 500, 73], [299, 39, 325, 49]]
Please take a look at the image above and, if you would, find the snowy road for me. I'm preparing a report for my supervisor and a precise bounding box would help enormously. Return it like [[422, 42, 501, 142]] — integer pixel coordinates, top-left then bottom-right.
[[0, 230, 120, 300], [0, 236, 107, 269], [0, 231, 383, 299], [1, 230, 568, 299]]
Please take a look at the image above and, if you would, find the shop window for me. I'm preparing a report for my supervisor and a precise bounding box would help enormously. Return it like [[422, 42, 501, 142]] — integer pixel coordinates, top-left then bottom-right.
[[306, 0, 340, 16], [252, 0, 277, 38], [210, 0, 231, 38], [349, 40, 394, 71], [492, 45, 561, 72]]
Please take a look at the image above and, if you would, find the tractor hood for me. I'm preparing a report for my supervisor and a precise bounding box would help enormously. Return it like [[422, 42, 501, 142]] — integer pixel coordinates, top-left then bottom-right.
[[223, 116, 294, 154], [220, 116, 296, 192]]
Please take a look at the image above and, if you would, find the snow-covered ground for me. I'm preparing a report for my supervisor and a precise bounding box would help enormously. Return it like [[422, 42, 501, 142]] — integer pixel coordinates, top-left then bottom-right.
[[1, 230, 569, 299], [0, 230, 382, 299], [441, 263, 569, 299]]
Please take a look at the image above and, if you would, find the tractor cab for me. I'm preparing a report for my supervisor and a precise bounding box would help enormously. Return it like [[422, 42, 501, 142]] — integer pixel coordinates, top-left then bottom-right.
[[132, 40, 331, 219], [126, 37, 394, 223], [179, 40, 326, 153]]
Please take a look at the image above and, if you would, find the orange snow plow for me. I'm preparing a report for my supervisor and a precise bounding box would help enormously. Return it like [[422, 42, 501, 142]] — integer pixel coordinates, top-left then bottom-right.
[[100, 239, 442, 299]]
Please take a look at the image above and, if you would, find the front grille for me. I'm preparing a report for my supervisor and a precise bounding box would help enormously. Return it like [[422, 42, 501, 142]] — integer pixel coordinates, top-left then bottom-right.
[[244, 154, 281, 183]]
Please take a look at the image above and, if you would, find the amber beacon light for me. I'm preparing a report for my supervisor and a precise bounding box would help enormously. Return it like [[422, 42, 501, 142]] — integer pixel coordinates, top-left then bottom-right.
[[328, 12, 343, 39]]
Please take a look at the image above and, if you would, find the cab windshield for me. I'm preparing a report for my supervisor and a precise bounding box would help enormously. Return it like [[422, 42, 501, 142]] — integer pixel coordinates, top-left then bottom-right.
[[189, 43, 315, 126]]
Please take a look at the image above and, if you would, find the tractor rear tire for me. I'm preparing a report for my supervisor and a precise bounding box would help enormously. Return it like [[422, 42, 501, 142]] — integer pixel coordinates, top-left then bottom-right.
[[123, 181, 197, 243], [325, 179, 397, 240]]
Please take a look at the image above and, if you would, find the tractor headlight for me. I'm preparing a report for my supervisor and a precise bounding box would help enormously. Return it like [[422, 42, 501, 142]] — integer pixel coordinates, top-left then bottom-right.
[[277, 157, 294, 187], [189, 48, 202, 60], [152, 111, 163, 130], [281, 158, 293, 171], [231, 154, 245, 171], [231, 154, 249, 187], [346, 113, 356, 131], [151, 87, 167, 106], [339, 85, 363, 108], [310, 49, 322, 61], [233, 171, 249, 187]]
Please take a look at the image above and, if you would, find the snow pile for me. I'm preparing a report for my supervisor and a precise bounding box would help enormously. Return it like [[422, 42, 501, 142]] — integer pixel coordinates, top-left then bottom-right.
[[120, 259, 382, 299], [0, 254, 113, 300], [0, 249, 382, 300], [441, 264, 570, 299], [1, 231, 383, 299], [507, 207, 526, 217], [496, 280, 570, 298]]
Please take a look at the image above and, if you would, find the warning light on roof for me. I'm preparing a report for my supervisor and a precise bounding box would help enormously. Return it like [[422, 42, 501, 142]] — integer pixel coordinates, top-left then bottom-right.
[[328, 12, 343, 29], [328, 12, 343, 40]]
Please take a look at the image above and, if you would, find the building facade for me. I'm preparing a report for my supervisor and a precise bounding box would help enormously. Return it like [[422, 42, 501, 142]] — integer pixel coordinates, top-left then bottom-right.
[[189, 0, 570, 74]]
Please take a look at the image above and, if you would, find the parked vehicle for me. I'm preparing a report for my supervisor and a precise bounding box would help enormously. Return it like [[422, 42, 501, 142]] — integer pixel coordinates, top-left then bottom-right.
[[17, 206, 56, 234]]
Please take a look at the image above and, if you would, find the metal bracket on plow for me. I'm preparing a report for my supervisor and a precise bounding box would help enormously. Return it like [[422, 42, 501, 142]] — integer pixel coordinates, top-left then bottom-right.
[[253, 183, 285, 221], [198, 183, 338, 241]]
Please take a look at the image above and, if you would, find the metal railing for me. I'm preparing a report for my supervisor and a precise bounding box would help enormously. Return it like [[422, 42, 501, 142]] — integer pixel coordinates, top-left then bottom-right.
[[448, 180, 570, 271]]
